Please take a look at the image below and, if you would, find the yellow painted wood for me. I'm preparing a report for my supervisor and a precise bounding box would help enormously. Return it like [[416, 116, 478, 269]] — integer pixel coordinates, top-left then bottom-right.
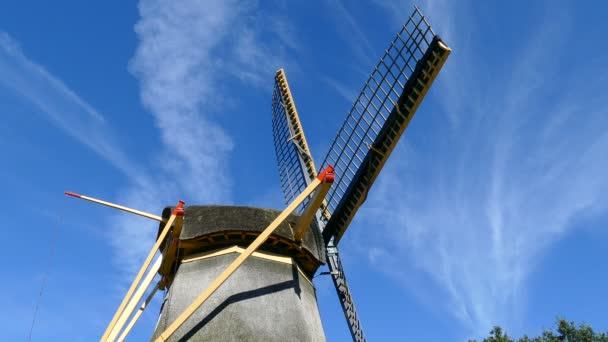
[[182, 246, 292, 265], [181, 246, 314, 286], [78, 194, 164, 222], [100, 212, 178, 342], [159, 215, 184, 281], [107, 256, 163, 342], [293, 180, 332, 242], [275, 69, 332, 222], [275, 69, 317, 177], [116, 283, 160, 342], [155, 177, 326, 342], [181, 246, 241, 262]]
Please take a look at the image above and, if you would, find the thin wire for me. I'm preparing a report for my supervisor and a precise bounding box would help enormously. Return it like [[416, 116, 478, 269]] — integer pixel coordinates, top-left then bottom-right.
[[28, 196, 64, 341]]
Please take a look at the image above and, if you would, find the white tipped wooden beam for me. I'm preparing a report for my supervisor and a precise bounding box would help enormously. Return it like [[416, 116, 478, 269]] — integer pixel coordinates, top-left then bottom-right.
[[107, 256, 163, 342], [100, 201, 185, 342], [117, 283, 160, 342], [293, 170, 334, 242], [65, 191, 164, 222]]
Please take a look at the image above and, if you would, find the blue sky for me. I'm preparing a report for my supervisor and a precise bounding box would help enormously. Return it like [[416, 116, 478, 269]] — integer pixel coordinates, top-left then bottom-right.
[[2, 0, 607, 341]]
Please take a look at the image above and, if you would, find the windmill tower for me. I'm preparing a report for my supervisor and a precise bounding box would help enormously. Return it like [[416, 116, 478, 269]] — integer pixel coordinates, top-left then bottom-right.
[[67, 7, 450, 341]]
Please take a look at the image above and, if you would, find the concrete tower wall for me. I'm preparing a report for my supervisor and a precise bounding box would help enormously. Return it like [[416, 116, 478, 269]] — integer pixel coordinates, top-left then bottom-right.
[[151, 206, 326, 341]]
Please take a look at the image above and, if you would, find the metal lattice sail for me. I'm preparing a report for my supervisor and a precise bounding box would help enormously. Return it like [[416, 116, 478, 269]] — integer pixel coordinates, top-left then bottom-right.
[[272, 69, 318, 211], [271, 7, 450, 341], [320, 8, 451, 244]]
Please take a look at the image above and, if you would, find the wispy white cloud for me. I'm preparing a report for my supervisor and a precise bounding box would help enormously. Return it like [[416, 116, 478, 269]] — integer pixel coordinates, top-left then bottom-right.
[[320, 75, 358, 104], [359, 1, 608, 337], [0, 32, 140, 179], [326, 0, 376, 66], [0, 31, 163, 280], [129, 0, 238, 203], [107, 0, 301, 276], [0, 30, 157, 340], [1, 0, 300, 279]]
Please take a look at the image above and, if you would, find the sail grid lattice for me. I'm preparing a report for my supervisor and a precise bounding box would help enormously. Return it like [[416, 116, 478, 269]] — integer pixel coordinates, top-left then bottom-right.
[[271, 69, 318, 214], [319, 7, 451, 244]]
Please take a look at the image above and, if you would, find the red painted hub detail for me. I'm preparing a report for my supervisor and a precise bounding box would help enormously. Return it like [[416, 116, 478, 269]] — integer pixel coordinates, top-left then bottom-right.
[[317, 165, 335, 183]]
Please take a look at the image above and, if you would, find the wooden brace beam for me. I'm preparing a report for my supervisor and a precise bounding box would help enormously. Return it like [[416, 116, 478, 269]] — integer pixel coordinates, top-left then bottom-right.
[[100, 200, 184, 342], [107, 256, 163, 342], [293, 169, 334, 242], [158, 214, 185, 288], [116, 283, 161, 342]]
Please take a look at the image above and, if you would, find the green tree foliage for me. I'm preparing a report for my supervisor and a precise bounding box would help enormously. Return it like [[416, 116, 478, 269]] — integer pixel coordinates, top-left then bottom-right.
[[469, 319, 608, 342]]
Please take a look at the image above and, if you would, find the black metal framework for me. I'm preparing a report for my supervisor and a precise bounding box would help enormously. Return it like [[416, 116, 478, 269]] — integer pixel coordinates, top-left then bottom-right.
[[326, 240, 366, 342], [320, 7, 451, 244]]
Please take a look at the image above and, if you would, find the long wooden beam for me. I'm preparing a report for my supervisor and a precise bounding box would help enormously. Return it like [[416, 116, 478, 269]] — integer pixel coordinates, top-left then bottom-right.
[[107, 256, 163, 342], [155, 167, 334, 342], [100, 200, 185, 342], [65, 191, 164, 222], [158, 214, 185, 287], [293, 172, 333, 242], [275, 69, 317, 181], [117, 283, 160, 342]]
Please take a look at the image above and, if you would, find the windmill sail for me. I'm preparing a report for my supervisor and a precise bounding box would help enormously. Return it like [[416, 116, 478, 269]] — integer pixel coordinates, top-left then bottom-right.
[[320, 7, 451, 244], [271, 69, 367, 342], [271, 69, 318, 211], [270, 7, 450, 342]]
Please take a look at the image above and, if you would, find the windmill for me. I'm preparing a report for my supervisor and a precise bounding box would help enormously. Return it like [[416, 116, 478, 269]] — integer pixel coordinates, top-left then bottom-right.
[[271, 7, 450, 340], [65, 6, 450, 342]]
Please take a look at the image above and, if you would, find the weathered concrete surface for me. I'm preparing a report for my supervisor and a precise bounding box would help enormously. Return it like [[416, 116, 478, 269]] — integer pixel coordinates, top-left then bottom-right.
[[151, 254, 325, 342], [151, 206, 326, 341]]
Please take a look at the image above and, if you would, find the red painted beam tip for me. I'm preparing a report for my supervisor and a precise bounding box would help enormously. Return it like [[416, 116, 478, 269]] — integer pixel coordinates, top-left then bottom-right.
[[173, 200, 186, 215], [317, 165, 335, 183], [65, 191, 82, 198]]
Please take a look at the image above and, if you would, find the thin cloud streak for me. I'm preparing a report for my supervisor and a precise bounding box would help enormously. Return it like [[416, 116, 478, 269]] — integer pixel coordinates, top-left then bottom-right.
[[326, 0, 376, 66], [0, 32, 154, 339], [321, 75, 358, 104], [0, 31, 159, 278], [359, 1, 608, 336], [0, 32, 140, 180]]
